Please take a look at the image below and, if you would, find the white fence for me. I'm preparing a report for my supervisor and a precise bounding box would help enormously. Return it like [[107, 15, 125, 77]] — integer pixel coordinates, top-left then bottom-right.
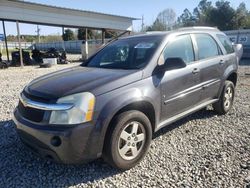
[[34, 40, 82, 54], [0, 41, 33, 51], [34, 40, 107, 54]]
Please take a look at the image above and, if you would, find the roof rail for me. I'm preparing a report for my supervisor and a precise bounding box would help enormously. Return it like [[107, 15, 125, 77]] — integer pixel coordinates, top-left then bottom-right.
[[177, 26, 219, 31], [146, 31, 168, 34]]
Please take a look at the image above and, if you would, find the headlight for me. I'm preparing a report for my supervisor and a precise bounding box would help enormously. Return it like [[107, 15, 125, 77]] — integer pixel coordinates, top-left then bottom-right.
[[49, 92, 95, 125]]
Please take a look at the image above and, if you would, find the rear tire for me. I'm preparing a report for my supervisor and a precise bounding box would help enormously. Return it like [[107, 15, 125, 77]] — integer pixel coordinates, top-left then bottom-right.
[[213, 80, 235, 115], [103, 110, 152, 170]]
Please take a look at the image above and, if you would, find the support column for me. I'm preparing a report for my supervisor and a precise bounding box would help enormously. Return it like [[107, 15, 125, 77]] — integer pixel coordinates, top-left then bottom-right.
[[16, 21, 23, 67], [2, 20, 9, 62], [62, 27, 64, 35], [62, 27, 65, 51], [85, 28, 88, 59], [101, 29, 105, 44]]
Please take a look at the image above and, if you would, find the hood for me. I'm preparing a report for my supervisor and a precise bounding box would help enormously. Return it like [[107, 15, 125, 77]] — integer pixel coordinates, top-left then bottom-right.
[[25, 66, 142, 99]]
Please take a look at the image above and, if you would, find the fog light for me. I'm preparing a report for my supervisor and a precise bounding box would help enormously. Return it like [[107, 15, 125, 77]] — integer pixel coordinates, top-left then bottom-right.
[[51, 136, 61, 147]]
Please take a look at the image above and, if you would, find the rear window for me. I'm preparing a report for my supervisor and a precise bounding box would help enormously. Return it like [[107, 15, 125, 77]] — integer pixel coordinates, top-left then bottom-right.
[[217, 34, 235, 54], [194, 34, 219, 60]]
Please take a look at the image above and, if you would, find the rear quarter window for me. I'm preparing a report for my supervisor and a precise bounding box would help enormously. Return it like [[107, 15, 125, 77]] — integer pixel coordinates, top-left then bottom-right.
[[217, 34, 235, 54]]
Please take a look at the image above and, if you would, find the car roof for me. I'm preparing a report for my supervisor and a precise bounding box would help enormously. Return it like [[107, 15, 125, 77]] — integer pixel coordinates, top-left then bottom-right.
[[121, 27, 222, 40]]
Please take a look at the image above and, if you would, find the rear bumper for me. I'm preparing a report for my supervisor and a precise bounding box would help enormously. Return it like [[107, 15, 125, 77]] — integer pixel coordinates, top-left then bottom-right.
[[13, 109, 102, 164]]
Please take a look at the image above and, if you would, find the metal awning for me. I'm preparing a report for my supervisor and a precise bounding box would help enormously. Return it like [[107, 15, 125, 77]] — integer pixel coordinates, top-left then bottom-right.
[[0, 0, 138, 31], [0, 0, 139, 65]]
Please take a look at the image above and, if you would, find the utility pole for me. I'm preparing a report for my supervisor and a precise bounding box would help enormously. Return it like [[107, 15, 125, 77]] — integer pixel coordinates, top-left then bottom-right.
[[35, 25, 41, 43], [141, 15, 144, 32]]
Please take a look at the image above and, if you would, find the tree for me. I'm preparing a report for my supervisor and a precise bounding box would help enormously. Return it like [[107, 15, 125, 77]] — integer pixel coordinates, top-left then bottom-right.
[[245, 14, 250, 29], [105, 30, 118, 38], [156, 8, 177, 30], [153, 0, 250, 31], [77, 28, 93, 40], [62, 29, 75, 41], [209, 1, 236, 30], [7, 35, 16, 42], [146, 8, 177, 31], [146, 19, 166, 31], [178, 9, 195, 27], [193, 0, 213, 25], [235, 2, 248, 29], [41, 35, 63, 42]]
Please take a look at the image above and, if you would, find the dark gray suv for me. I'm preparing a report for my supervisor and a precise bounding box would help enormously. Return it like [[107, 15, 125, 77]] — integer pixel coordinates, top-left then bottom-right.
[[13, 27, 242, 170]]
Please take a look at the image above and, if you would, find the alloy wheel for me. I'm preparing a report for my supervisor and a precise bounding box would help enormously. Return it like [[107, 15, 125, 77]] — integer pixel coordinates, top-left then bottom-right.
[[118, 121, 146, 160], [224, 86, 233, 109]]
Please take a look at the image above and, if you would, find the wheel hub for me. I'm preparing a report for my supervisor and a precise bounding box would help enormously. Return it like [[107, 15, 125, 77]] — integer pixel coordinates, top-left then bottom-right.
[[224, 86, 233, 109], [118, 121, 146, 160]]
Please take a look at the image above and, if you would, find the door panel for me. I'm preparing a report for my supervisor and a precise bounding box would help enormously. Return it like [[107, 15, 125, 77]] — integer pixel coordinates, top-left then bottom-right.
[[160, 63, 202, 121], [192, 33, 224, 102], [159, 34, 202, 122], [199, 57, 222, 101]]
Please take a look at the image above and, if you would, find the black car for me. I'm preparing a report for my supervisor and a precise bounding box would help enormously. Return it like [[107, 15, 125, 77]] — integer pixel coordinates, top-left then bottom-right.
[[13, 27, 242, 170]]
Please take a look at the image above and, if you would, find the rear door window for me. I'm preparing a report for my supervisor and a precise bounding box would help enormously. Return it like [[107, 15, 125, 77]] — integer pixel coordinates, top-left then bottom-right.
[[217, 34, 235, 54], [194, 34, 219, 60]]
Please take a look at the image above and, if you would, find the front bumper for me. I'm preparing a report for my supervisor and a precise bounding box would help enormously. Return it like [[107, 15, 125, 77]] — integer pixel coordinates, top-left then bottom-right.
[[13, 109, 101, 164]]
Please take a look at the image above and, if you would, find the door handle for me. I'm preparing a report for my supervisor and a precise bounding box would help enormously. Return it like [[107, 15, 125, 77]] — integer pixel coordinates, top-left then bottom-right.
[[219, 59, 225, 65], [192, 68, 200, 74]]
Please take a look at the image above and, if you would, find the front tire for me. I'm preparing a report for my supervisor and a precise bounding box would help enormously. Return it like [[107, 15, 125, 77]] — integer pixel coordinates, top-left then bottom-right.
[[103, 110, 152, 170], [213, 80, 235, 115]]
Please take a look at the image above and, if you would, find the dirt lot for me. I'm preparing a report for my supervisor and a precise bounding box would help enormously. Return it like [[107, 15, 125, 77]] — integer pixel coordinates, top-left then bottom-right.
[[0, 63, 249, 187]]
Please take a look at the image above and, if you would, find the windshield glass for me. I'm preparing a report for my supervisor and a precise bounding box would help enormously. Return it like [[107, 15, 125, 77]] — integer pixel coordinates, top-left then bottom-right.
[[86, 36, 163, 69]]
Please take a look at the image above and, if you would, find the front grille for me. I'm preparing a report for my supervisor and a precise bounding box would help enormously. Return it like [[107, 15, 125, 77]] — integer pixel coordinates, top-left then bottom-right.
[[17, 101, 45, 122]]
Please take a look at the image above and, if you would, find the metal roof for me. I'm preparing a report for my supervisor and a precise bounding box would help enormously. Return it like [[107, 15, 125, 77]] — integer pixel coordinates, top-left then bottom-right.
[[11, 0, 138, 20], [0, 0, 138, 31]]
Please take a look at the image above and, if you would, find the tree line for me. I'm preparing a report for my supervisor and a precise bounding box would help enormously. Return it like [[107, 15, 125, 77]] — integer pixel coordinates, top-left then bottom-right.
[[146, 0, 250, 31], [62, 28, 117, 41], [5, 28, 118, 42]]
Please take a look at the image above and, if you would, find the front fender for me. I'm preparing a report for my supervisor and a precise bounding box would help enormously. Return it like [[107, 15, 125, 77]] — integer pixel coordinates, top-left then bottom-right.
[[93, 86, 158, 155]]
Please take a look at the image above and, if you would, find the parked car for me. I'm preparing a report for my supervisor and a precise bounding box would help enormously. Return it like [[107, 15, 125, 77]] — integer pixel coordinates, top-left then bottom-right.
[[13, 27, 242, 170]]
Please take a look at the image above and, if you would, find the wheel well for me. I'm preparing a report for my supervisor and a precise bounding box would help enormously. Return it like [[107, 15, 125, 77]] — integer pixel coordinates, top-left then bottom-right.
[[227, 72, 237, 86], [107, 101, 156, 133]]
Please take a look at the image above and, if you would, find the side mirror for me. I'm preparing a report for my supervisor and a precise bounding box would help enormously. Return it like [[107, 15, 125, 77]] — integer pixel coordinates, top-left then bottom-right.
[[164, 57, 186, 71], [233, 43, 243, 60]]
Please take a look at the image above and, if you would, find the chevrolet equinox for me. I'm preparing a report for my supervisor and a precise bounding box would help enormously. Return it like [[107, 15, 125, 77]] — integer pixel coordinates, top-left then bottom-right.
[[13, 27, 242, 170]]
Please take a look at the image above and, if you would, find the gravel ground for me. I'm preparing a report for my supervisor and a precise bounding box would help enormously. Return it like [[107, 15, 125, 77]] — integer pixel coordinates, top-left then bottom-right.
[[0, 63, 249, 188]]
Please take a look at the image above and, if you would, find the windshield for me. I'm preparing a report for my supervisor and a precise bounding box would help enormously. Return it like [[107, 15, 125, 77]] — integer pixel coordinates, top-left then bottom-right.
[[86, 36, 163, 69]]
